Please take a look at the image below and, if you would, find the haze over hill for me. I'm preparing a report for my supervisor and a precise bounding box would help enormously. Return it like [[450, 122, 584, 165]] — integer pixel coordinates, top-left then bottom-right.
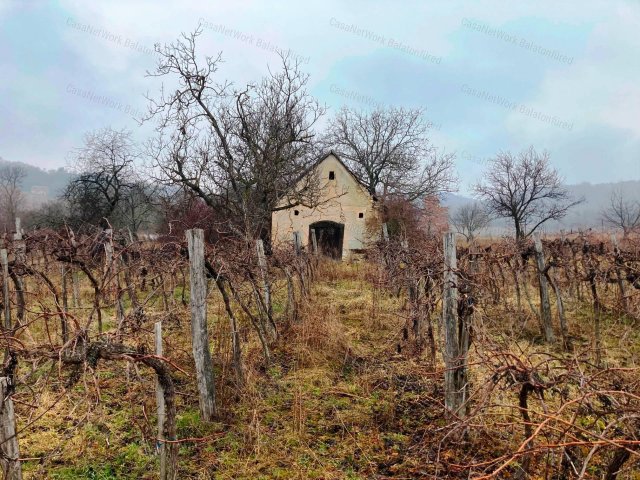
[[3, 155, 635, 232], [554, 181, 640, 231], [0, 156, 73, 208], [444, 180, 640, 233]]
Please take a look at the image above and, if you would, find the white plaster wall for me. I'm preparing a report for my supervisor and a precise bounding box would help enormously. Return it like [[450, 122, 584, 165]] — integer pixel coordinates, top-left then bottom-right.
[[271, 154, 377, 258]]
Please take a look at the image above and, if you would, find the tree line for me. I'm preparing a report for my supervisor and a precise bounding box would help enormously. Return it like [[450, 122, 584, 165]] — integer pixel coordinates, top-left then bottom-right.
[[3, 27, 637, 242]]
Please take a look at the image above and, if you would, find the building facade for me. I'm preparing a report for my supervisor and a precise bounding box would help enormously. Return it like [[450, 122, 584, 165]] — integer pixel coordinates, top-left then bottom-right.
[[271, 152, 378, 259]]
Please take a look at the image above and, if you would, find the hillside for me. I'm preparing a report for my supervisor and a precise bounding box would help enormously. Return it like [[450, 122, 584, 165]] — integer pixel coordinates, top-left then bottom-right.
[[559, 180, 640, 230], [3, 154, 638, 231], [442, 180, 640, 232], [0, 157, 73, 205]]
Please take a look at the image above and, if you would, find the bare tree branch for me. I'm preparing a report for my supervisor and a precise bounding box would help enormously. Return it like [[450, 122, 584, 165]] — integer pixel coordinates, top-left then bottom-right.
[[602, 189, 640, 237], [324, 107, 457, 201], [473, 146, 581, 239], [145, 29, 326, 243], [451, 202, 491, 241]]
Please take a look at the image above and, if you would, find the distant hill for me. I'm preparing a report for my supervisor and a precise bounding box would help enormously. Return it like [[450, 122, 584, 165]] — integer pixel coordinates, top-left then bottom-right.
[[0, 157, 74, 207], [3, 155, 638, 231], [440, 192, 474, 209], [441, 180, 640, 233], [557, 181, 640, 230]]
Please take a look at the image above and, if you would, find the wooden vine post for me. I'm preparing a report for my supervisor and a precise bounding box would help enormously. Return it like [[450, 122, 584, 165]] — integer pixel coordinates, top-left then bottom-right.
[[103, 228, 114, 309], [255, 239, 272, 316], [382, 223, 389, 242], [1, 249, 10, 330], [310, 228, 318, 256], [186, 229, 217, 421], [60, 264, 69, 343], [13, 218, 25, 265], [0, 377, 22, 479], [154, 322, 167, 478], [442, 232, 467, 417], [611, 234, 627, 311], [292, 231, 301, 255], [533, 234, 554, 343]]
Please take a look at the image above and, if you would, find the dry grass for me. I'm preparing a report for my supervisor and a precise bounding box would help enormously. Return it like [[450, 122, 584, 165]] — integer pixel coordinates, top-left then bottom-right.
[[12, 259, 640, 479]]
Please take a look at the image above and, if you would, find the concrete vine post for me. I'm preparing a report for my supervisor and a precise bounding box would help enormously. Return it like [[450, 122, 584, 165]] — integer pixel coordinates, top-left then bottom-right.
[[186, 229, 217, 421]]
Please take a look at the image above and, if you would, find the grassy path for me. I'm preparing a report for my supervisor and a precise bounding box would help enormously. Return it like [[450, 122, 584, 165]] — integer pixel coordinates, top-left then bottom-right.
[[207, 263, 440, 479]]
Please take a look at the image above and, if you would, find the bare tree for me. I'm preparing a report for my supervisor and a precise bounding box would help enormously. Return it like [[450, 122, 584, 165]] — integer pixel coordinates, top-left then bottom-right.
[[63, 128, 143, 229], [451, 202, 491, 241], [602, 189, 640, 237], [115, 182, 158, 237], [23, 200, 69, 230], [145, 28, 325, 243], [324, 107, 456, 201], [0, 165, 26, 231], [473, 147, 580, 239]]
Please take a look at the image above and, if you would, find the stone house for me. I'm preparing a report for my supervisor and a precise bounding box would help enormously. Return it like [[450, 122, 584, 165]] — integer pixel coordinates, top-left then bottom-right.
[[271, 152, 378, 259]]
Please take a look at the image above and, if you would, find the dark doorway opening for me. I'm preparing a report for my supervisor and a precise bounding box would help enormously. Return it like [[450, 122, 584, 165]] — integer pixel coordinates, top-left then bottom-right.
[[309, 221, 344, 259]]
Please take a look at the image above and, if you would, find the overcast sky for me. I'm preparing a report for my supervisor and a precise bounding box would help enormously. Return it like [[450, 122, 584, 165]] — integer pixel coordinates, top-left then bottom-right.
[[1, 0, 638, 192]]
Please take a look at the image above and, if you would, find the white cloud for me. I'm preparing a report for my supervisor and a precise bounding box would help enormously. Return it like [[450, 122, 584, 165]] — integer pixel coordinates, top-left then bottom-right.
[[2, 0, 638, 181], [505, 1, 640, 140]]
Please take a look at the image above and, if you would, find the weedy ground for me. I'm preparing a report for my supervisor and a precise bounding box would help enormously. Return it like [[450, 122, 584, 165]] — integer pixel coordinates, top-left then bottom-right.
[[15, 261, 640, 479]]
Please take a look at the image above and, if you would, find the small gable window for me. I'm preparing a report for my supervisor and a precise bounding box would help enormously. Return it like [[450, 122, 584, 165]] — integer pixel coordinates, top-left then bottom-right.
[[358, 212, 364, 218], [329, 171, 335, 180], [294, 210, 300, 216]]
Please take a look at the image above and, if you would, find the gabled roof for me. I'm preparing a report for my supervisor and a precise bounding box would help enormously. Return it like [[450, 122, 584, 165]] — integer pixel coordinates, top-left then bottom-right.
[[311, 150, 377, 201]]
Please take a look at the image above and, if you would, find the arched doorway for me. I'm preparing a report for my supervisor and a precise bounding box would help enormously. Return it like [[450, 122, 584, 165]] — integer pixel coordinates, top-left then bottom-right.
[[309, 221, 344, 259]]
